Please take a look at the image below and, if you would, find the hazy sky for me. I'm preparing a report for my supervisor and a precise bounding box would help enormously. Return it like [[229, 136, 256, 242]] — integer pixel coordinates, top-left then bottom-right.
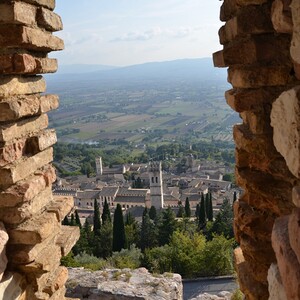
[[53, 0, 223, 66]]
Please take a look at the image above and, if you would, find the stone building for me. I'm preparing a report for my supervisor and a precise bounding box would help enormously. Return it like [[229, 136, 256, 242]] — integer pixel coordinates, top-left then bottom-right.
[[149, 161, 164, 209], [0, 1, 300, 299]]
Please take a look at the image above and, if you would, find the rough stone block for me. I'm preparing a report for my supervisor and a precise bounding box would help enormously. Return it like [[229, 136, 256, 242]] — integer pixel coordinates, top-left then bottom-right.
[[27, 129, 57, 153], [236, 169, 294, 215], [35, 58, 58, 74], [0, 94, 59, 121], [48, 286, 66, 300], [234, 247, 269, 300], [228, 66, 290, 88], [0, 272, 24, 299], [214, 35, 291, 67], [0, 75, 46, 97], [0, 138, 26, 167], [271, 86, 300, 178], [219, 5, 273, 44], [225, 88, 283, 113], [0, 165, 55, 207], [40, 267, 68, 296], [0, 114, 48, 142], [0, 147, 53, 187], [0, 186, 53, 225], [0, 25, 64, 51], [292, 186, 300, 208], [236, 0, 268, 4], [20, 0, 55, 10], [37, 7, 63, 31], [47, 195, 73, 222], [288, 208, 300, 265], [267, 263, 288, 300], [272, 216, 300, 299], [0, 2, 36, 26], [271, 0, 293, 33], [8, 210, 60, 245], [56, 226, 80, 257], [220, 0, 238, 22], [290, 0, 300, 65], [234, 200, 275, 242], [19, 243, 61, 273], [0, 222, 8, 281], [240, 110, 272, 134]]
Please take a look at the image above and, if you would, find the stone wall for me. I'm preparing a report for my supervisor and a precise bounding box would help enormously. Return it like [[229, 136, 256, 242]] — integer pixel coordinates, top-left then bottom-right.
[[214, 0, 300, 299], [0, 1, 79, 299]]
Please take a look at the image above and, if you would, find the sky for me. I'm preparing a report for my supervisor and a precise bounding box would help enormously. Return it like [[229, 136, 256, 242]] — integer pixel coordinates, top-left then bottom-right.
[[53, 0, 223, 67]]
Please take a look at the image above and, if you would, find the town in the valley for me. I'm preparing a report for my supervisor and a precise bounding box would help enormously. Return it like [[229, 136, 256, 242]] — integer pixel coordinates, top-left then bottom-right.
[[53, 155, 239, 223]]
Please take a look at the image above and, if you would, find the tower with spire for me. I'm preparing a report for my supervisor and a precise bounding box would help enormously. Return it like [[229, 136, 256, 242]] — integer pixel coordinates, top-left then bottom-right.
[[148, 161, 164, 209]]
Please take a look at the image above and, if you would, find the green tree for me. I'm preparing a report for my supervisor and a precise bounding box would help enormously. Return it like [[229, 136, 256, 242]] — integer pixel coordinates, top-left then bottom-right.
[[158, 207, 177, 246], [125, 212, 140, 249], [199, 194, 206, 229], [102, 198, 111, 225], [94, 221, 113, 258], [75, 210, 82, 228], [195, 203, 200, 219], [177, 205, 184, 218], [184, 197, 191, 218], [149, 206, 157, 220], [113, 204, 126, 252], [70, 213, 76, 226], [62, 216, 69, 225], [140, 211, 157, 251], [207, 193, 213, 222], [93, 199, 101, 235]]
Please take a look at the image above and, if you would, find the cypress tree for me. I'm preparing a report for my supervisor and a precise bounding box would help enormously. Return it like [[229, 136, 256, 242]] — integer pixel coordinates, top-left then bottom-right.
[[205, 193, 209, 219], [125, 212, 135, 226], [70, 214, 76, 226], [140, 210, 157, 251], [62, 216, 69, 225], [158, 207, 176, 246], [199, 193, 206, 229], [102, 198, 111, 225], [184, 197, 191, 218], [113, 204, 126, 252], [143, 207, 148, 217], [207, 196, 213, 222], [149, 206, 157, 220], [177, 205, 184, 218], [75, 210, 82, 228], [195, 203, 200, 219], [93, 199, 101, 235]]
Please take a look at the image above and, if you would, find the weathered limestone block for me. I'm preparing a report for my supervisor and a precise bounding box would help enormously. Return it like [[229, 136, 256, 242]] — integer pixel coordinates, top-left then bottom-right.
[[19, 243, 62, 273], [240, 110, 271, 134], [267, 263, 287, 300], [233, 200, 275, 242], [0, 25, 64, 51], [214, 35, 291, 67], [0, 147, 53, 187], [0, 2, 36, 26], [0, 54, 58, 75], [290, 0, 300, 66], [0, 113, 48, 142], [8, 225, 62, 264], [0, 222, 8, 281], [271, 0, 293, 33], [220, 0, 238, 22], [37, 7, 63, 31], [292, 186, 300, 208], [236, 0, 268, 5], [67, 268, 183, 300], [39, 266, 68, 296], [228, 66, 290, 88], [8, 210, 60, 245], [0, 272, 25, 299], [0, 186, 52, 225], [234, 247, 269, 300], [15, 0, 55, 10], [0, 94, 59, 121], [272, 216, 300, 299], [288, 208, 300, 265], [236, 168, 294, 215], [48, 286, 66, 300], [47, 196, 74, 222], [0, 138, 26, 167], [271, 86, 300, 178], [0, 75, 46, 97], [219, 5, 273, 44], [56, 226, 80, 257], [0, 165, 55, 207], [27, 129, 57, 153], [226, 88, 283, 113]]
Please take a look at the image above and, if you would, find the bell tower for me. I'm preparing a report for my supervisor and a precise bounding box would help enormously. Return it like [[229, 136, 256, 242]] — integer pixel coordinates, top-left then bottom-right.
[[149, 161, 164, 209]]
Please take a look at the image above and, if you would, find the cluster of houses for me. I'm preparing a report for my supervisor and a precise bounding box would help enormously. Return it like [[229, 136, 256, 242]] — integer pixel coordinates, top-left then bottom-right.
[[53, 156, 237, 220]]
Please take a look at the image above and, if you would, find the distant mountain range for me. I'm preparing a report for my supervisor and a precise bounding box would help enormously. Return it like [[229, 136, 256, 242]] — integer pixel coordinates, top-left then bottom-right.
[[46, 58, 227, 86]]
